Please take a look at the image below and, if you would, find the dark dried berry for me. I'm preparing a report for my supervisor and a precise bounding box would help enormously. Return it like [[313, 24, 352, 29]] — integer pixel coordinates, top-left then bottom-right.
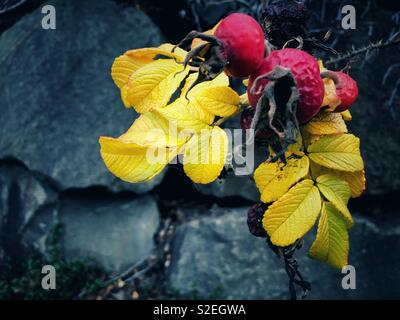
[[247, 203, 268, 238], [263, 1, 310, 49]]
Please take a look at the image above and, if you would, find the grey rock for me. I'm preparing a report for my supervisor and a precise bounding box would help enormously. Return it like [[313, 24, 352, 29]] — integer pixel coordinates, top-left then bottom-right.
[[196, 177, 259, 202], [0, 163, 58, 260], [0, 0, 165, 193], [60, 195, 160, 273], [166, 207, 400, 299]]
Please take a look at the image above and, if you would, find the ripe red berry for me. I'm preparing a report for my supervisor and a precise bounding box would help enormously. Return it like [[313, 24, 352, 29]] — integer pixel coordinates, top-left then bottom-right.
[[247, 48, 324, 124], [215, 13, 265, 78], [332, 71, 358, 112], [175, 13, 265, 91]]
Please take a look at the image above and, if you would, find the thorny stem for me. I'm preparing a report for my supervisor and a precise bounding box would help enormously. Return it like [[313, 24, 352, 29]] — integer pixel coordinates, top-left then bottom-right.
[[268, 238, 311, 300], [282, 32, 338, 55], [325, 31, 400, 66], [283, 36, 304, 49]]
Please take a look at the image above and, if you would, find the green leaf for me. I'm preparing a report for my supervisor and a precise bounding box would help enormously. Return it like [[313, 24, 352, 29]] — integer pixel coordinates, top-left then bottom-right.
[[316, 174, 353, 227], [307, 134, 364, 172], [309, 202, 349, 269]]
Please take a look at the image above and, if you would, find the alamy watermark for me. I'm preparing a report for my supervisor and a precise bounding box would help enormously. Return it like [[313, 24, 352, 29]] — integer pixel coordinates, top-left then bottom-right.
[[341, 265, 356, 290], [41, 265, 56, 290], [41, 5, 56, 30], [341, 5, 356, 30]]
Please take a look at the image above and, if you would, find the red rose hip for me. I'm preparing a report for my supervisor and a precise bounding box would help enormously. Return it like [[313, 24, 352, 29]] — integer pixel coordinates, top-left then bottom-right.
[[332, 71, 358, 112], [214, 13, 265, 78], [248, 48, 324, 124], [174, 13, 265, 92]]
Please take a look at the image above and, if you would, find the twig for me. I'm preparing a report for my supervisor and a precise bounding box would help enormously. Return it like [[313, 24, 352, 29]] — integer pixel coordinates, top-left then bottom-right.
[[0, 0, 29, 14], [325, 31, 400, 66], [75, 219, 174, 299], [268, 238, 310, 300]]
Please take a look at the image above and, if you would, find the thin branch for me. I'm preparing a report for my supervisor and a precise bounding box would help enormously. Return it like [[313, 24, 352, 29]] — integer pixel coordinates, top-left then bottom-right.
[[76, 219, 173, 299], [325, 31, 400, 66]]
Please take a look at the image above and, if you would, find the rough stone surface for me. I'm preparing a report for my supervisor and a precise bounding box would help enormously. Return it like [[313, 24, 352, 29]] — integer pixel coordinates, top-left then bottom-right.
[[167, 207, 400, 299], [0, 163, 58, 261], [60, 195, 160, 273], [0, 0, 165, 193], [197, 177, 259, 202], [0, 162, 161, 273]]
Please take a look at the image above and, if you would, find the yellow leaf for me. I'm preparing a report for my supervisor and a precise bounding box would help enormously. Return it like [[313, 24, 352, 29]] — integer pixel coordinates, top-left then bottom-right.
[[181, 72, 230, 96], [111, 45, 185, 89], [341, 110, 352, 121], [119, 112, 189, 148], [318, 60, 341, 111], [316, 174, 353, 227], [190, 86, 239, 117], [183, 126, 228, 184], [112, 49, 158, 89], [125, 59, 190, 113], [182, 72, 238, 119], [300, 128, 321, 147], [318, 60, 326, 71], [254, 156, 309, 203], [120, 85, 130, 108], [307, 134, 364, 172], [310, 162, 366, 198], [99, 136, 176, 183], [309, 202, 349, 269], [322, 78, 341, 111], [304, 111, 348, 135], [157, 43, 187, 61], [263, 179, 322, 247], [112, 54, 148, 89], [155, 97, 214, 131], [239, 93, 249, 106]]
